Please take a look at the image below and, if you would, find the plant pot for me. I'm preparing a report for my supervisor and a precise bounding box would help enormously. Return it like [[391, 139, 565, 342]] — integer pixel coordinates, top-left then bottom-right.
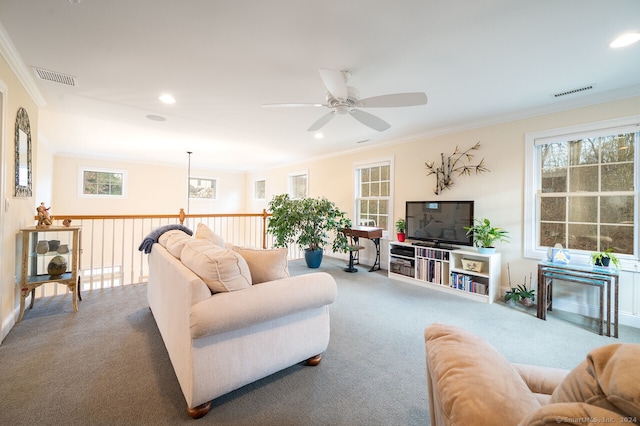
[[48, 239, 60, 252], [304, 248, 323, 268], [397, 233, 406, 242], [520, 297, 534, 307], [36, 240, 49, 254], [595, 257, 610, 267], [477, 247, 496, 254]]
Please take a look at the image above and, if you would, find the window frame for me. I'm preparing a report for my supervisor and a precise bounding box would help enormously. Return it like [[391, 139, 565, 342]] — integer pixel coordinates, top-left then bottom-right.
[[354, 157, 394, 238], [78, 166, 127, 198], [524, 115, 640, 269], [253, 178, 266, 200], [287, 170, 308, 199], [188, 177, 217, 200]]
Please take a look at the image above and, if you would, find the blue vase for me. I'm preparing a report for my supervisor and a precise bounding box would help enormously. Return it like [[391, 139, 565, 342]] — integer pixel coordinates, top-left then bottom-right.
[[304, 248, 323, 268], [477, 247, 496, 254]]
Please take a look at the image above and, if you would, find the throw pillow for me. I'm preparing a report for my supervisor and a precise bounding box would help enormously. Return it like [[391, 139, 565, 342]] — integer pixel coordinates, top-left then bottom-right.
[[159, 230, 192, 259], [550, 343, 640, 420], [194, 223, 225, 248], [181, 239, 252, 293], [232, 246, 289, 284]]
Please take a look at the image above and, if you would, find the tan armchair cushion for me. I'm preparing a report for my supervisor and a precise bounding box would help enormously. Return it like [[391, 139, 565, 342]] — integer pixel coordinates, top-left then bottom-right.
[[232, 246, 289, 284], [518, 402, 630, 425], [550, 343, 640, 420], [181, 239, 251, 293]]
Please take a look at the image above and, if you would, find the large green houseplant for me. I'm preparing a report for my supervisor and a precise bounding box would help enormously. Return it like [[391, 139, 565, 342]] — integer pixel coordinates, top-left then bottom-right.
[[267, 194, 352, 268], [464, 218, 509, 254]]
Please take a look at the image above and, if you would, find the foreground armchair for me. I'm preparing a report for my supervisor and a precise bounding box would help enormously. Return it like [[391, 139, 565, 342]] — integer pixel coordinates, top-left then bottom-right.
[[424, 323, 640, 426]]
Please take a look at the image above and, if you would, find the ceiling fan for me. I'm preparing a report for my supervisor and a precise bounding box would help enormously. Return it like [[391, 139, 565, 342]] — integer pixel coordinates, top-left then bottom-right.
[[262, 68, 428, 132]]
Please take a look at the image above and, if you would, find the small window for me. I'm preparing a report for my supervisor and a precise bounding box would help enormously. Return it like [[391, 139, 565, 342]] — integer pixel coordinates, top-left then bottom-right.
[[189, 178, 216, 199], [355, 160, 393, 233], [288, 171, 308, 199], [254, 179, 266, 200], [80, 167, 126, 197]]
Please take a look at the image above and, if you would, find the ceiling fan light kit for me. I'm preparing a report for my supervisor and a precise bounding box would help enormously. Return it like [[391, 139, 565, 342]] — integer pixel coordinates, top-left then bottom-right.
[[263, 68, 428, 133]]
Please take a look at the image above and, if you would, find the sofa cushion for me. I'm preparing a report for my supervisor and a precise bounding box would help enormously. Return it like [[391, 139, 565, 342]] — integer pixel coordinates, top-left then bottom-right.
[[232, 246, 289, 284], [159, 230, 192, 259], [181, 239, 251, 293], [518, 402, 629, 426], [424, 323, 541, 426], [550, 343, 640, 420], [194, 223, 225, 248]]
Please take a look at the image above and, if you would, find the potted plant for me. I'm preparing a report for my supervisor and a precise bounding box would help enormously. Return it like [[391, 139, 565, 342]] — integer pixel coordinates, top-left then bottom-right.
[[590, 248, 620, 268], [504, 285, 536, 307], [464, 218, 509, 254], [395, 218, 406, 242], [267, 194, 352, 268]]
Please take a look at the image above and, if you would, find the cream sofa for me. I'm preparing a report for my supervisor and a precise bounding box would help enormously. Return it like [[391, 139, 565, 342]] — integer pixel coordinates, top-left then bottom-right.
[[424, 323, 640, 426], [146, 225, 337, 418]]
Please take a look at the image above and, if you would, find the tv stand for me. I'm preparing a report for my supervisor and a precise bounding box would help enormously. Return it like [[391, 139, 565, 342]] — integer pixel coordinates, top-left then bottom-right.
[[389, 241, 501, 304]]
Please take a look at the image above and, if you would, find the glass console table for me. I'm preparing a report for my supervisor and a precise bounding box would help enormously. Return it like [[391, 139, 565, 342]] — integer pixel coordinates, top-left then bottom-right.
[[537, 261, 618, 338]]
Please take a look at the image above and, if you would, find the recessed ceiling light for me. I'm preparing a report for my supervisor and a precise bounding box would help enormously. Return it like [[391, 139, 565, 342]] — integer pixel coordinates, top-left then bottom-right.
[[159, 94, 176, 104], [314, 132, 324, 139], [146, 114, 166, 121], [609, 32, 640, 48]]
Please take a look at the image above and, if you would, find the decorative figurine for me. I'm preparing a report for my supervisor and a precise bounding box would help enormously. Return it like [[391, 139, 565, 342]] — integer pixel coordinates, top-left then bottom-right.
[[36, 202, 53, 228], [63, 219, 72, 227]]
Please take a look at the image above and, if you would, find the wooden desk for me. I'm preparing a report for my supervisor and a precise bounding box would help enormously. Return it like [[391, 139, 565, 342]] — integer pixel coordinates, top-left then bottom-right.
[[342, 226, 383, 272], [537, 261, 618, 338]]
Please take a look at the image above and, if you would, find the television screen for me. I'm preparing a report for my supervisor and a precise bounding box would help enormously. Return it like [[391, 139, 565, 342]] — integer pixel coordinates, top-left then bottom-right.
[[405, 201, 474, 247]]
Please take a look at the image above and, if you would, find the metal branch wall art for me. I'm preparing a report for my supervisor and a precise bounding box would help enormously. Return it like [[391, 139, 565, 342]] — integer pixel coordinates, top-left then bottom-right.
[[425, 142, 489, 194]]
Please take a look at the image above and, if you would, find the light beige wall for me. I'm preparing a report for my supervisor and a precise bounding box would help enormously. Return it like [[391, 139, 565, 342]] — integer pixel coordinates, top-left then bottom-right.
[[246, 96, 640, 291], [52, 156, 246, 216], [0, 56, 40, 342]]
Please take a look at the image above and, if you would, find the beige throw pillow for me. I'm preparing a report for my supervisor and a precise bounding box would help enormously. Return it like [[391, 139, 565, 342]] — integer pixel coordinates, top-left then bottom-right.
[[181, 239, 251, 293], [232, 246, 289, 284], [159, 230, 192, 259], [194, 223, 225, 248]]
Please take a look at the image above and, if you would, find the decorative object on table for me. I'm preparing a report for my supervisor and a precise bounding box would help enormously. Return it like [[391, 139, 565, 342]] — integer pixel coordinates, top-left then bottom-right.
[[63, 219, 72, 227], [267, 194, 352, 268], [35, 240, 49, 254], [462, 258, 485, 273], [464, 218, 509, 254], [47, 239, 60, 252], [424, 142, 489, 195], [395, 218, 406, 242], [590, 248, 620, 268], [36, 202, 53, 228], [57, 244, 69, 254], [47, 255, 68, 278], [547, 243, 570, 264]]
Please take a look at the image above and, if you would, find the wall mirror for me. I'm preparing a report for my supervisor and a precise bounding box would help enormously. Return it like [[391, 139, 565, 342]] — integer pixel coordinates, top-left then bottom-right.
[[15, 107, 32, 197]]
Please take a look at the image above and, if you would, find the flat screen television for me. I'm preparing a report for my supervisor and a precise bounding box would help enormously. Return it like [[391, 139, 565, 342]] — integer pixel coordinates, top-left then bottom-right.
[[405, 200, 474, 248]]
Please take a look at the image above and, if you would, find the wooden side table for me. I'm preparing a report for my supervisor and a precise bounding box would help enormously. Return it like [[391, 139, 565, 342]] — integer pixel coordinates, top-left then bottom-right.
[[18, 226, 82, 322]]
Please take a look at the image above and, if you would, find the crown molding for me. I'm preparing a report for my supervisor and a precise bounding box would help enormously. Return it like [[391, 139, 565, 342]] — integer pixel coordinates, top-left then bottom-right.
[[0, 21, 46, 107]]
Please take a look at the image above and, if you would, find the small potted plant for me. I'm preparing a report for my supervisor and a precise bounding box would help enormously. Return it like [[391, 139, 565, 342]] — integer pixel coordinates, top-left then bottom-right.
[[504, 285, 536, 307], [464, 218, 509, 254], [590, 248, 620, 268], [395, 218, 406, 242]]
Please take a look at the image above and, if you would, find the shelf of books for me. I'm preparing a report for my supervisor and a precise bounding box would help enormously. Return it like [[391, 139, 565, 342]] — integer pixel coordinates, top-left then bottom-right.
[[388, 242, 501, 304]]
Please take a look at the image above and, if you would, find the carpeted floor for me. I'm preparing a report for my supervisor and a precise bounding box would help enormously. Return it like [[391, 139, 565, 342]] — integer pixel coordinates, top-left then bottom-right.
[[1, 256, 639, 425]]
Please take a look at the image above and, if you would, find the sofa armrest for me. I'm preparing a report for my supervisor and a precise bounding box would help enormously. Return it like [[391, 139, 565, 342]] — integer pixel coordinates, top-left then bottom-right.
[[189, 272, 337, 339], [512, 363, 569, 396]]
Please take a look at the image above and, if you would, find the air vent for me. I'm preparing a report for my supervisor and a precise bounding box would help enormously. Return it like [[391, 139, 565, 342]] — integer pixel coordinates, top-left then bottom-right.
[[32, 67, 78, 86], [552, 84, 594, 98]]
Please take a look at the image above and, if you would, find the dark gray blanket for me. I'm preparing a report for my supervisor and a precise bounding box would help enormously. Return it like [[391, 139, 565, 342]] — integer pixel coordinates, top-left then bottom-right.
[[138, 224, 192, 254]]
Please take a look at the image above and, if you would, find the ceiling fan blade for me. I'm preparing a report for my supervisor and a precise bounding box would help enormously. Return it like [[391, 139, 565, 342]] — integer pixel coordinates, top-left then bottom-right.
[[349, 109, 390, 132], [319, 68, 349, 100], [358, 92, 428, 108], [307, 111, 336, 132], [262, 103, 325, 108]]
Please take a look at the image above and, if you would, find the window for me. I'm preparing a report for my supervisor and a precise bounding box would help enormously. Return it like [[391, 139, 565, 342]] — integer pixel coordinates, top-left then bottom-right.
[[524, 116, 639, 263], [355, 159, 393, 232], [189, 178, 216, 199], [288, 171, 308, 199], [254, 179, 266, 200], [80, 167, 126, 197]]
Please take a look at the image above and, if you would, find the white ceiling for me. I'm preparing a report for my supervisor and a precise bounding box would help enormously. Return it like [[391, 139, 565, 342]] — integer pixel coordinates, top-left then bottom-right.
[[1, 0, 639, 172]]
